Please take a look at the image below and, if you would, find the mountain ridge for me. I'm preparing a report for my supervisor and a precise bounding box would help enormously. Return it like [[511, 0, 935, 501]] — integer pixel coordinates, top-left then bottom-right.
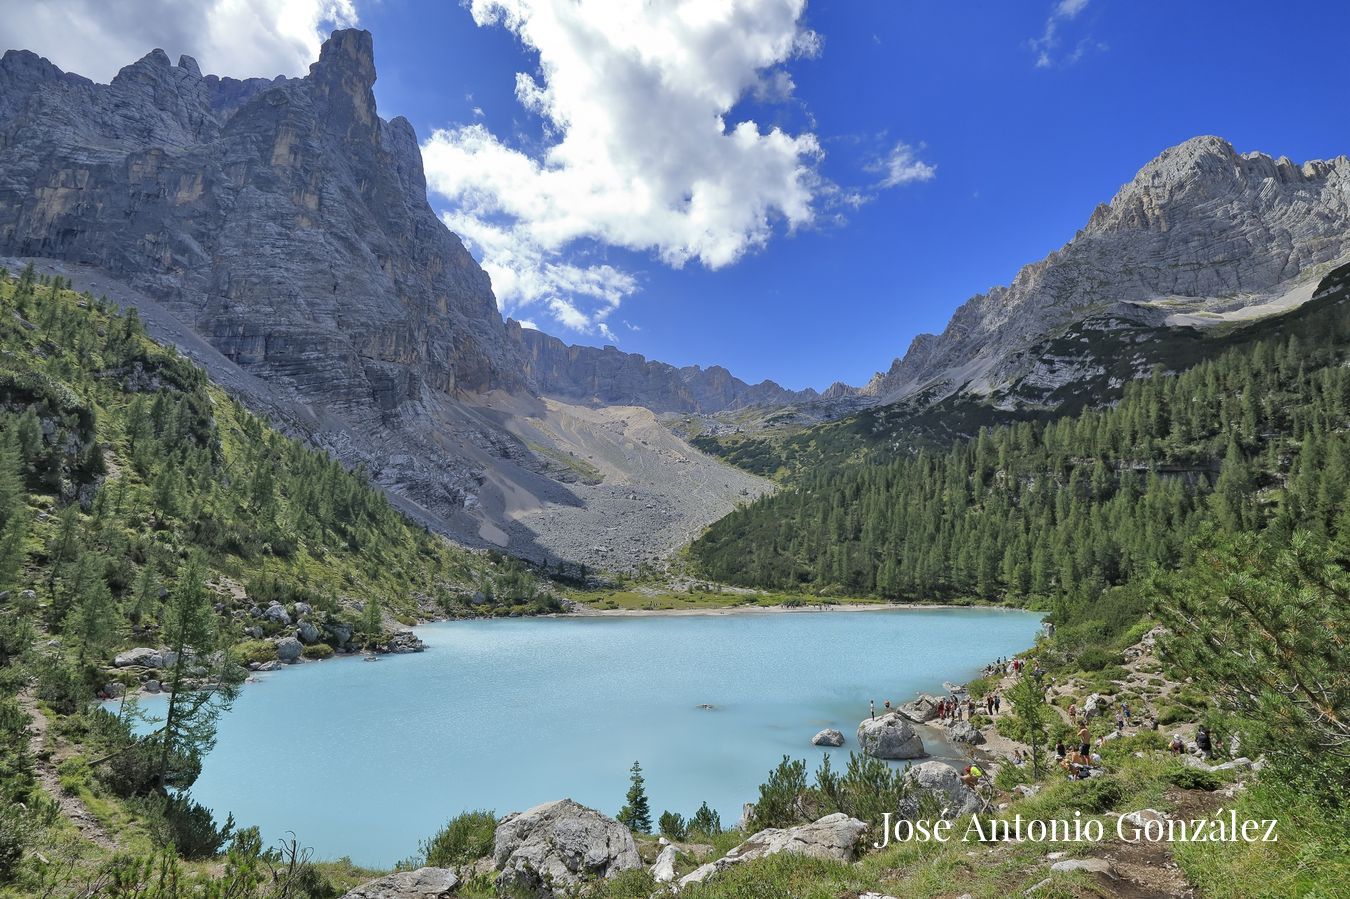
[[862, 134, 1350, 405]]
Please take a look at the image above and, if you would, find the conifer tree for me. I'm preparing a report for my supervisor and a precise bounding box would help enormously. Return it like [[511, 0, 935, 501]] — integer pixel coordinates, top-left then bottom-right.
[[618, 761, 652, 833]]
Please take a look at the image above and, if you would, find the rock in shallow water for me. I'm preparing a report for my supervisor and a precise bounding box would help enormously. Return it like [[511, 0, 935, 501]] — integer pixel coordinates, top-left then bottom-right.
[[857, 713, 925, 759], [811, 728, 845, 746]]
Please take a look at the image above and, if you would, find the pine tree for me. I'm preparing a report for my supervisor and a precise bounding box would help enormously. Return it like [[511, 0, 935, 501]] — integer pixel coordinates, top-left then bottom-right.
[[689, 801, 722, 836], [67, 553, 118, 668], [617, 761, 652, 833], [1006, 670, 1051, 779], [154, 558, 243, 791]]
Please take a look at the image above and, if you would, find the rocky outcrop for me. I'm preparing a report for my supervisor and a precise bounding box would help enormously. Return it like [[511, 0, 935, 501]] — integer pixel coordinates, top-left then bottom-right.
[[650, 844, 677, 884], [491, 799, 640, 897], [947, 721, 984, 745], [678, 813, 867, 887], [863, 136, 1350, 408], [857, 713, 925, 759], [341, 867, 459, 899], [811, 728, 845, 747], [113, 647, 163, 668], [897, 761, 984, 820], [898, 695, 940, 723]]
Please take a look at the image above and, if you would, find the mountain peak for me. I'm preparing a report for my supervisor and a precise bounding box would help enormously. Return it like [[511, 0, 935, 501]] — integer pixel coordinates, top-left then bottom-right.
[[311, 28, 376, 90]]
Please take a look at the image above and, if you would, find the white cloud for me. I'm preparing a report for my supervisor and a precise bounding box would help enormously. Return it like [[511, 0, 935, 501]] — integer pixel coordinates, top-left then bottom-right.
[[517, 319, 540, 330], [1028, 0, 1099, 69], [0, 0, 358, 83], [420, 0, 824, 335], [872, 142, 937, 189]]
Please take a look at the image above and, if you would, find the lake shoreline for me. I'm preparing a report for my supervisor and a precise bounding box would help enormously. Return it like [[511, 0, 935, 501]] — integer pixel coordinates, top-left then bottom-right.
[[559, 600, 1030, 618]]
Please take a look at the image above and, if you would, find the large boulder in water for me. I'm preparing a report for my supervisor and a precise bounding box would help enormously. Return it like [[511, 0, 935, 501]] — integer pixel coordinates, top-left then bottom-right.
[[948, 721, 984, 745], [342, 867, 459, 899], [898, 695, 940, 723], [898, 761, 984, 820], [857, 713, 925, 759], [492, 799, 640, 896], [811, 728, 845, 747], [678, 813, 868, 887]]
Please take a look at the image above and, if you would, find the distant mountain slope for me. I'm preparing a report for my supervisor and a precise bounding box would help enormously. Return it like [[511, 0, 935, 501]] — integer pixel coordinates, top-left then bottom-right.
[[864, 135, 1350, 406], [508, 320, 817, 412]]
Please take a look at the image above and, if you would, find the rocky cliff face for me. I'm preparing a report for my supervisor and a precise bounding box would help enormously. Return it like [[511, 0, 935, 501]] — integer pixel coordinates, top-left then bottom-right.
[[865, 136, 1350, 405], [0, 31, 517, 413], [507, 320, 815, 412], [0, 30, 791, 568]]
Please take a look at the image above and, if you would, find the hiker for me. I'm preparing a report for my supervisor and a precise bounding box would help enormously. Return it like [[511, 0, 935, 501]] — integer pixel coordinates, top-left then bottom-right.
[[1069, 702, 1077, 720], [993, 693, 1001, 714], [1121, 701, 1131, 724], [1055, 740, 1067, 760], [1115, 712, 1125, 734], [960, 763, 984, 788], [870, 699, 875, 720], [1169, 733, 1184, 754], [1196, 725, 1213, 758], [883, 699, 891, 712], [1077, 722, 1091, 757]]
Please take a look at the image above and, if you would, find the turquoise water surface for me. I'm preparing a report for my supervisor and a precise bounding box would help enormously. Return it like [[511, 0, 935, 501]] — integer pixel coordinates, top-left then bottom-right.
[[131, 607, 1041, 867]]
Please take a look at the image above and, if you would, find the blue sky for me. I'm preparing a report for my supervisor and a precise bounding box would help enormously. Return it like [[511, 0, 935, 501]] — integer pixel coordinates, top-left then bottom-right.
[[6, 1, 1350, 391]]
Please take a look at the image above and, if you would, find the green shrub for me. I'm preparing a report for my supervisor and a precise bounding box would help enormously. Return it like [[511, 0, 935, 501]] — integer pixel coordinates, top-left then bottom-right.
[[1163, 766, 1221, 791], [302, 642, 334, 660], [419, 810, 497, 868], [1060, 776, 1125, 813], [749, 756, 808, 830], [139, 792, 234, 860], [689, 801, 722, 838], [232, 639, 277, 664], [1076, 646, 1119, 671], [1158, 706, 1189, 726]]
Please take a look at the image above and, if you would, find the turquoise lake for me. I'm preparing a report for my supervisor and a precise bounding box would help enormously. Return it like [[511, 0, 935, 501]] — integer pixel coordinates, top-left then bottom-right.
[[130, 607, 1041, 867]]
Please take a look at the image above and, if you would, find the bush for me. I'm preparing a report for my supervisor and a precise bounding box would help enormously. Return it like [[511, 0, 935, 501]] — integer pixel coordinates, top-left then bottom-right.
[[35, 655, 88, 715], [302, 642, 334, 660], [1158, 706, 1190, 726], [419, 810, 497, 868], [1061, 776, 1125, 813], [139, 792, 234, 860], [689, 801, 722, 837], [231, 639, 277, 664], [1076, 646, 1120, 671], [749, 756, 808, 830], [1163, 766, 1221, 792]]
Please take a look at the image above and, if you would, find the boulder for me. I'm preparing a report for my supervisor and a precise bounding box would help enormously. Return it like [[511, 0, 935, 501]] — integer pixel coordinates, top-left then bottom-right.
[[948, 721, 984, 745], [264, 604, 292, 626], [342, 867, 459, 899], [811, 728, 845, 747], [1119, 809, 1167, 830], [114, 647, 162, 668], [650, 844, 677, 884], [1049, 858, 1116, 878], [274, 637, 303, 662], [857, 713, 925, 759], [297, 621, 320, 644], [679, 813, 867, 888], [898, 761, 984, 819], [326, 623, 354, 646], [1211, 757, 1253, 772], [898, 695, 939, 723], [492, 799, 640, 896], [294, 602, 312, 617], [101, 682, 125, 699], [142, 679, 161, 694], [1083, 693, 1111, 719]]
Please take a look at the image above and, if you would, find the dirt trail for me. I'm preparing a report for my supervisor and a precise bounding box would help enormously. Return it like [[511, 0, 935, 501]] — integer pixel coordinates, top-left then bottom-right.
[[21, 693, 118, 851]]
